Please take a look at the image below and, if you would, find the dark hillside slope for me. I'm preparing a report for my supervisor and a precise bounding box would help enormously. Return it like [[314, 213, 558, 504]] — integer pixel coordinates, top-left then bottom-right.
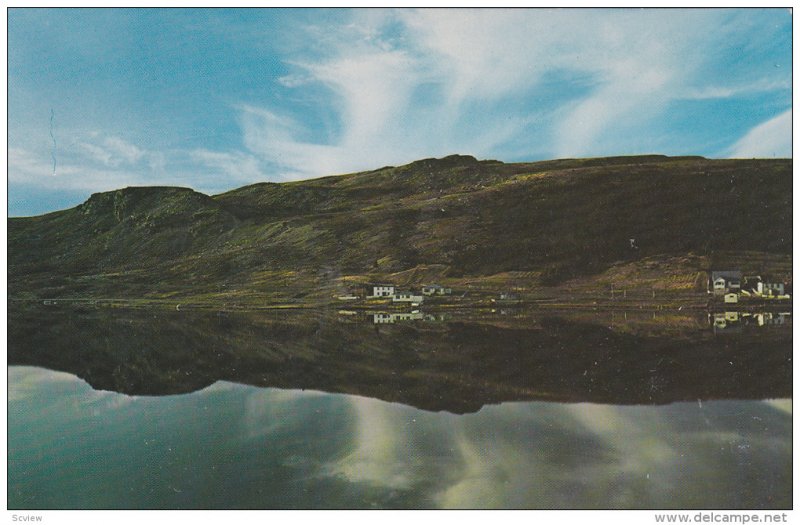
[[8, 155, 791, 301], [9, 187, 238, 274], [8, 306, 792, 411]]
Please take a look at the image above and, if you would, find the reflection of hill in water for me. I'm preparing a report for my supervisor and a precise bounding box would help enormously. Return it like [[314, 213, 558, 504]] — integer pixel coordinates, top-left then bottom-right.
[[8, 305, 791, 414]]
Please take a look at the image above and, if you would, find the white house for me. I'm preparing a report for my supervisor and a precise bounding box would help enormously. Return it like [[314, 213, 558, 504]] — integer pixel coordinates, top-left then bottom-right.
[[370, 285, 395, 297], [757, 282, 785, 297], [710, 271, 742, 295], [724, 293, 739, 304]]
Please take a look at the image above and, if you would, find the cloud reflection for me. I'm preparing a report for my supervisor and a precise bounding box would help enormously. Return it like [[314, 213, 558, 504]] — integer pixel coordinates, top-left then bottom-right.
[[321, 396, 442, 491], [324, 397, 790, 509], [8, 366, 791, 509]]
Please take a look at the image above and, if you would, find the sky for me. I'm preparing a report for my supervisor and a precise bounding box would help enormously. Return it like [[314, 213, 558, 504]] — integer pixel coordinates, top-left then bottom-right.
[[7, 8, 793, 216]]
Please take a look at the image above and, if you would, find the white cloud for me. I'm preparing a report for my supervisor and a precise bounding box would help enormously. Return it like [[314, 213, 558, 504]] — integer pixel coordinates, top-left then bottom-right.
[[9, 133, 265, 197], [76, 135, 146, 168], [728, 109, 792, 158], [276, 73, 310, 88], [236, 10, 564, 177], [102, 137, 145, 164], [189, 148, 268, 183], [8, 147, 52, 183], [236, 105, 343, 178], [9, 8, 791, 210], [10, 133, 165, 193], [681, 78, 791, 101], [238, 9, 783, 171]]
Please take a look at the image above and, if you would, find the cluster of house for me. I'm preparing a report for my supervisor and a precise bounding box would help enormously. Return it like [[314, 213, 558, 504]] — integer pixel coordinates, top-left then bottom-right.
[[338, 284, 453, 305], [710, 271, 789, 304], [711, 311, 791, 333]]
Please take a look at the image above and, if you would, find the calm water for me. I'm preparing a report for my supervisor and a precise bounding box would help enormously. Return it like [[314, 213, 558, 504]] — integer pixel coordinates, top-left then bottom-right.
[[7, 306, 793, 509]]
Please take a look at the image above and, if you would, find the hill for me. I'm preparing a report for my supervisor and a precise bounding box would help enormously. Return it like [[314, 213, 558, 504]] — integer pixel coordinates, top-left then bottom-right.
[[8, 154, 792, 304]]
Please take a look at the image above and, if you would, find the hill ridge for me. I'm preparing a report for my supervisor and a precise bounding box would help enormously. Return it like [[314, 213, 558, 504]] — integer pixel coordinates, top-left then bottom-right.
[[8, 154, 791, 303]]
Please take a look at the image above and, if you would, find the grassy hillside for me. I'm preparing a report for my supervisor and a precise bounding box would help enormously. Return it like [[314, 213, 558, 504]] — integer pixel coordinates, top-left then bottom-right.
[[8, 154, 792, 303]]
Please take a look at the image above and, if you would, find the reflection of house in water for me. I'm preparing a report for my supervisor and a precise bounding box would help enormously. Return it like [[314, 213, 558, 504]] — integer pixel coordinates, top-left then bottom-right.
[[711, 312, 742, 334], [373, 312, 425, 324], [392, 292, 424, 304], [754, 312, 791, 326], [372, 311, 448, 324], [711, 311, 791, 334]]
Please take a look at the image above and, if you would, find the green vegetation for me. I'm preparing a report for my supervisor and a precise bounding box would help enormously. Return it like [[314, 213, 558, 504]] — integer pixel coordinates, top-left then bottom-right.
[[9, 154, 792, 304]]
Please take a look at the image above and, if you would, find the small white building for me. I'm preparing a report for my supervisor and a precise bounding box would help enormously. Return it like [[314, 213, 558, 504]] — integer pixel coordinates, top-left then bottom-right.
[[370, 285, 395, 297], [710, 271, 742, 295], [724, 293, 739, 304]]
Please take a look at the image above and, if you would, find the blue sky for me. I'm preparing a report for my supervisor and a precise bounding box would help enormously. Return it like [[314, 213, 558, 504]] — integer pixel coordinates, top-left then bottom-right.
[[8, 8, 792, 216]]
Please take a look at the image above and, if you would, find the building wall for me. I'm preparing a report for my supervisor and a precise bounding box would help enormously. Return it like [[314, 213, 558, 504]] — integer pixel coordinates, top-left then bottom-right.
[[372, 286, 395, 297]]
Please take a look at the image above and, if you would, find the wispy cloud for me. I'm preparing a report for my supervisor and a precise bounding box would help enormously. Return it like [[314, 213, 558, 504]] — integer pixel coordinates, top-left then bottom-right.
[[728, 109, 792, 158], [680, 77, 791, 101], [234, 9, 790, 175], [77, 135, 145, 167], [10, 133, 167, 194], [9, 131, 266, 197], [190, 148, 268, 183], [8, 8, 791, 215]]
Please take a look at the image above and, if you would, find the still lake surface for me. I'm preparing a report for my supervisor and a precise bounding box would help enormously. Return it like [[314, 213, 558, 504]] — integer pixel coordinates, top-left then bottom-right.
[[7, 306, 792, 509]]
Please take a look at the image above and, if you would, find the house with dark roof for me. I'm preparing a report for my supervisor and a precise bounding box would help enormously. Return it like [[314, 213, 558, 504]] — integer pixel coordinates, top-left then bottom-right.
[[709, 271, 742, 295]]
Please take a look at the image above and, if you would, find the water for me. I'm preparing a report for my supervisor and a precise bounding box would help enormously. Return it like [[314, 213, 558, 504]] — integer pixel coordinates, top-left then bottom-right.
[[7, 305, 792, 509]]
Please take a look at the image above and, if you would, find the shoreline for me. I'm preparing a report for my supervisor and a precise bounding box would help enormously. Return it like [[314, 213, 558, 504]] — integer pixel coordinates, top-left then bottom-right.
[[9, 296, 791, 313]]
